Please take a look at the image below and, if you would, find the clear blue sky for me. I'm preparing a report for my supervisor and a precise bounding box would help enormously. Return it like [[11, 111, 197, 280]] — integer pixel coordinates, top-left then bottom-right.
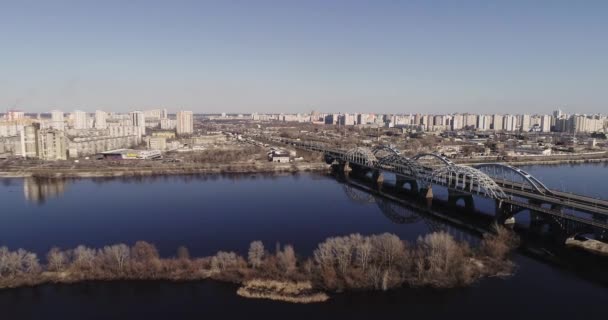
[[1, 0, 606, 114]]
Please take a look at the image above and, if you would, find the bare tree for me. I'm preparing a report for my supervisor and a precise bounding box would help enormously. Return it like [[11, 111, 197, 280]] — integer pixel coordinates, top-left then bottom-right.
[[248, 241, 265, 269], [356, 238, 373, 271], [0, 247, 40, 276], [72, 245, 96, 270], [276, 245, 297, 273], [47, 247, 67, 271], [103, 244, 130, 272], [0, 246, 9, 277], [131, 241, 159, 263], [371, 233, 406, 269], [211, 251, 239, 272], [21, 250, 40, 274]]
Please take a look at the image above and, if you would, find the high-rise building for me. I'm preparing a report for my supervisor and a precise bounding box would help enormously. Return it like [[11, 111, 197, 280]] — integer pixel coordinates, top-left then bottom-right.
[[37, 129, 67, 160], [338, 113, 356, 126], [492, 115, 504, 131], [451, 115, 463, 130], [50, 110, 65, 131], [503, 115, 517, 132], [540, 115, 551, 132], [130, 111, 146, 137], [519, 114, 531, 132], [95, 110, 107, 129], [463, 114, 477, 129], [176, 111, 194, 135], [477, 115, 490, 130], [19, 125, 38, 158], [73, 110, 88, 129]]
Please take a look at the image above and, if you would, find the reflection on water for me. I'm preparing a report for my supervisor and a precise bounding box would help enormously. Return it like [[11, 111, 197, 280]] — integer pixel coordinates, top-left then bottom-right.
[[23, 177, 67, 204]]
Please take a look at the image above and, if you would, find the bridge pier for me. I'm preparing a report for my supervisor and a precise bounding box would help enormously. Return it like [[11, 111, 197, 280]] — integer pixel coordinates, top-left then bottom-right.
[[339, 161, 352, 173], [448, 190, 475, 210], [423, 185, 433, 200], [496, 200, 516, 226], [372, 170, 384, 184], [529, 212, 546, 234]]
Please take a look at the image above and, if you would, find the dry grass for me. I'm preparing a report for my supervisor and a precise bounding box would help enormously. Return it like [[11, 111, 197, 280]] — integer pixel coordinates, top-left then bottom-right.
[[237, 279, 329, 303]]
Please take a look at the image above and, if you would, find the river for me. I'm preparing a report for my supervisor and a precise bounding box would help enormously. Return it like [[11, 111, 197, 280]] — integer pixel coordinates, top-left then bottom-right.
[[1, 163, 607, 319]]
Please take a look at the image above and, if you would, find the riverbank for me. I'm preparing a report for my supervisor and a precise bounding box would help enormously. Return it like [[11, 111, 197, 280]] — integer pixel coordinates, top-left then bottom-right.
[[0, 229, 518, 303], [0, 162, 331, 178], [455, 153, 608, 166]]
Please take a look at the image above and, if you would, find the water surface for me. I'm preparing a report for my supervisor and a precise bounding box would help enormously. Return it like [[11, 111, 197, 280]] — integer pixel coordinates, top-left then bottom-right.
[[1, 163, 607, 319]]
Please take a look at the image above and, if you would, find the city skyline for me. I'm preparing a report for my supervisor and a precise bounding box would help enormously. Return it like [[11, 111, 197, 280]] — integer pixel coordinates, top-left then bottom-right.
[[2, 1, 607, 114]]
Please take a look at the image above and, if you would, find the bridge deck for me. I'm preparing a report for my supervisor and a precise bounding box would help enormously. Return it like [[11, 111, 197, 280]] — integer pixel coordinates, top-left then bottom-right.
[[495, 179, 608, 215]]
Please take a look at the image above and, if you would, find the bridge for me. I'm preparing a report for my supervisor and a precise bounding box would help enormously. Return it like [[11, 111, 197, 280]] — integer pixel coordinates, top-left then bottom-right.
[[265, 136, 608, 236]]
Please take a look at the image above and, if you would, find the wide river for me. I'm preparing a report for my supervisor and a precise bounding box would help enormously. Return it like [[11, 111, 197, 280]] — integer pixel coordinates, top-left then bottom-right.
[[1, 163, 607, 319]]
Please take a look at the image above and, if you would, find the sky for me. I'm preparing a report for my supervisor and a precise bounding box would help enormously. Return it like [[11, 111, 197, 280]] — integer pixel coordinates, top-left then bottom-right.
[[1, 0, 607, 114]]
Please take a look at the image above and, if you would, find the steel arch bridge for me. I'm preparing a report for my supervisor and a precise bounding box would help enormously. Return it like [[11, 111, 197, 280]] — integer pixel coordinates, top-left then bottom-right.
[[371, 145, 401, 159], [428, 165, 509, 200], [260, 136, 608, 233], [412, 153, 455, 166], [344, 147, 378, 166], [376, 154, 426, 180], [473, 163, 554, 195]]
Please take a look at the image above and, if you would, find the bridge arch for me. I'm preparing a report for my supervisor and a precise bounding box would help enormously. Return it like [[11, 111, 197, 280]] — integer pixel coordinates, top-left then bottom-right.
[[412, 153, 455, 166], [429, 165, 508, 200], [376, 154, 425, 179], [344, 147, 377, 166], [371, 145, 401, 159], [473, 163, 553, 195]]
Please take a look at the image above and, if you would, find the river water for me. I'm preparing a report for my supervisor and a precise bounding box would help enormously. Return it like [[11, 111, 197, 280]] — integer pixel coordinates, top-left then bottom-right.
[[1, 163, 607, 319]]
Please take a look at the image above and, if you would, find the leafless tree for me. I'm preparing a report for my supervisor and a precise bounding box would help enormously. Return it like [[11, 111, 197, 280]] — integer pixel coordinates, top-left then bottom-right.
[[276, 245, 297, 273], [371, 233, 406, 269], [355, 237, 373, 271], [131, 241, 160, 263], [72, 245, 96, 270], [211, 251, 239, 272], [103, 244, 130, 272], [46, 247, 67, 271], [21, 250, 40, 274], [248, 241, 265, 269], [0, 247, 40, 276]]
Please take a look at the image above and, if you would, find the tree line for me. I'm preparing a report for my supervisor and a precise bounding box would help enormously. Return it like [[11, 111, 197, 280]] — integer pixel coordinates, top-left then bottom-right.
[[0, 226, 519, 296]]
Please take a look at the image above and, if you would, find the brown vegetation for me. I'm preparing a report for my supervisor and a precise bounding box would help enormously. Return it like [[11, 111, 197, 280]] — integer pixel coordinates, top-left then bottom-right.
[[0, 227, 519, 303], [237, 279, 329, 303]]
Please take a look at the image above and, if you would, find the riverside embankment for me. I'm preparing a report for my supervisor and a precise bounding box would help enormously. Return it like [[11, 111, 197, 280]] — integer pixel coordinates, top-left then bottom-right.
[[0, 162, 331, 178]]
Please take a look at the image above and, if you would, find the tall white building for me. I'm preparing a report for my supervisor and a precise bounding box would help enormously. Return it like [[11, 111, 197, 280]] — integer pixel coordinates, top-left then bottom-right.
[[73, 110, 88, 129], [130, 111, 146, 137], [519, 114, 531, 132], [95, 110, 107, 129], [503, 115, 517, 132], [176, 111, 194, 135], [50, 110, 65, 131], [492, 114, 504, 131], [477, 115, 490, 130], [540, 115, 551, 132]]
